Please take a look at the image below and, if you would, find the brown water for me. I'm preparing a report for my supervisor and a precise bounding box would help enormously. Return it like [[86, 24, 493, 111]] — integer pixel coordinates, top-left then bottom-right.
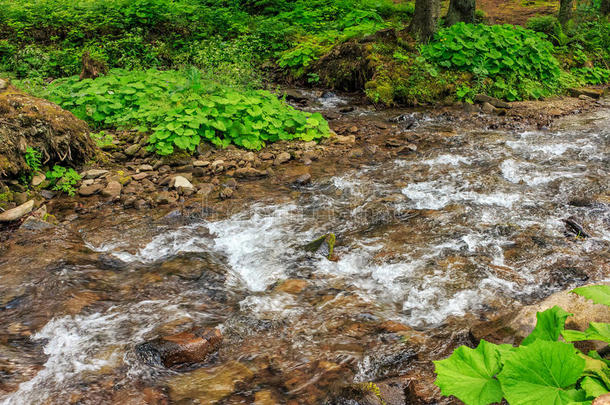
[[1, 98, 609, 404]]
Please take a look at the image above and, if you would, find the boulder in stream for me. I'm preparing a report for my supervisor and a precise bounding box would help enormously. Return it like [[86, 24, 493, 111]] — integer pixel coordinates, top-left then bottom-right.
[[303, 233, 336, 260], [136, 328, 222, 368]]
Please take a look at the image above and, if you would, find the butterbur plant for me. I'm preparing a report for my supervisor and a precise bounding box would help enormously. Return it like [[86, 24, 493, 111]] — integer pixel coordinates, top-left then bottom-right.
[[44, 69, 331, 155], [435, 284, 610, 405]]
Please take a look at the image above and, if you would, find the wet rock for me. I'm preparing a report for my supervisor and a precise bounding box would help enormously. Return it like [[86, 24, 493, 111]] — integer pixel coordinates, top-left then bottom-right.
[[292, 172, 311, 186], [0, 200, 34, 222], [137, 328, 222, 368], [568, 87, 603, 99], [19, 216, 55, 231], [193, 160, 210, 167], [83, 169, 109, 179], [219, 186, 233, 200], [132, 172, 149, 181], [463, 103, 480, 113], [168, 360, 253, 403], [563, 216, 591, 238], [101, 181, 122, 199], [254, 390, 280, 405], [125, 144, 141, 156], [334, 134, 356, 145], [13, 192, 28, 205], [171, 176, 194, 190], [481, 102, 497, 115], [274, 152, 291, 166], [336, 381, 405, 405], [235, 167, 267, 179], [474, 94, 511, 108], [303, 233, 336, 260], [78, 183, 104, 196], [197, 183, 214, 197], [275, 279, 309, 294], [259, 152, 274, 160], [156, 191, 177, 205], [31, 173, 46, 187], [385, 138, 403, 148], [397, 144, 418, 155]]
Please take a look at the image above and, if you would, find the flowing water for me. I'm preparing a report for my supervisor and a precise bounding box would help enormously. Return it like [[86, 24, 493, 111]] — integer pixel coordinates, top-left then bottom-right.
[[1, 99, 609, 404]]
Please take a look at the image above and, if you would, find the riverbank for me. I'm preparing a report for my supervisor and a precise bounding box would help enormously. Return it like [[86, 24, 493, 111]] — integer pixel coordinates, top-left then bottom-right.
[[1, 86, 607, 235]]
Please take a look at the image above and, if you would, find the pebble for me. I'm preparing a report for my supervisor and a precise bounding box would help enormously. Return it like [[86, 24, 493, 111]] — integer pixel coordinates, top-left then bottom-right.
[[132, 172, 149, 181], [101, 181, 122, 199], [78, 183, 104, 196], [139, 164, 153, 171], [193, 160, 210, 167], [83, 169, 109, 179], [171, 176, 194, 190], [274, 152, 291, 166], [31, 173, 46, 187]]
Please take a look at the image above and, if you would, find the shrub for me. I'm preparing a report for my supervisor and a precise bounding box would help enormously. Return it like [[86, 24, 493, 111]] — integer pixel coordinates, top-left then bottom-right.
[[45, 165, 81, 196], [44, 68, 330, 155], [422, 23, 562, 100]]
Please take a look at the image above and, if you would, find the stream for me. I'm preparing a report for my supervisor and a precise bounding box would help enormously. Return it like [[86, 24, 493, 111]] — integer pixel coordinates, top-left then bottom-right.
[[1, 97, 609, 404]]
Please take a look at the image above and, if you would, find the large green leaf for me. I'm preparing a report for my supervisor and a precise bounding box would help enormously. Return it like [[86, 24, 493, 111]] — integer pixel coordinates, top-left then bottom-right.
[[434, 340, 504, 405], [563, 323, 610, 344], [521, 306, 572, 345], [572, 285, 610, 307], [581, 377, 609, 399], [497, 340, 586, 405]]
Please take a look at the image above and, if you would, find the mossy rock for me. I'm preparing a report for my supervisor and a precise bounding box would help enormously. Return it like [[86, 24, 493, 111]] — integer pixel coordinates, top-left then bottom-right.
[[0, 79, 96, 179], [303, 233, 336, 260]]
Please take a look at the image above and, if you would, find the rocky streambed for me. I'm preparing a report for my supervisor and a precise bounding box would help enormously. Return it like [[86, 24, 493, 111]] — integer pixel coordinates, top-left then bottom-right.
[[0, 91, 609, 404]]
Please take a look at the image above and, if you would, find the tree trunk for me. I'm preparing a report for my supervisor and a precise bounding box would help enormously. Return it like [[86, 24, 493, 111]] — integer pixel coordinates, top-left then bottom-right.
[[445, 0, 476, 26], [408, 0, 441, 41], [558, 0, 574, 26], [601, 0, 610, 15]]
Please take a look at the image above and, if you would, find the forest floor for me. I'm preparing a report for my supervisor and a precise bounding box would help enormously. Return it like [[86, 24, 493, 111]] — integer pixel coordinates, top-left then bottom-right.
[[478, 0, 558, 25]]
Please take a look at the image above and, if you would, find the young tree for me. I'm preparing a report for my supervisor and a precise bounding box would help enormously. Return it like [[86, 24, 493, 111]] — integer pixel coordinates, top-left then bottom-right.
[[409, 0, 441, 41], [445, 0, 476, 26], [558, 0, 574, 26]]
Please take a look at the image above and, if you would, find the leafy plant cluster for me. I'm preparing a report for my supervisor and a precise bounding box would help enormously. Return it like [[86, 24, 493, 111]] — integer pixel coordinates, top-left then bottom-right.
[[0, 0, 411, 82], [422, 23, 562, 101], [45, 165, 81, 196], [435, 285, 610, 405], [44, 68, 330, 155]]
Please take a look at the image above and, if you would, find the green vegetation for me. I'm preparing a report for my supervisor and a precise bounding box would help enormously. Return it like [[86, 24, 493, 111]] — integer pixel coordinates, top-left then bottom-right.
[[24, 147, 42, 174], [45, 165, 82, 196], [435, 284, 610, 405], [90, 131, 114, 149], [422, 23, 561, 100], [44, 68, 330, 154]]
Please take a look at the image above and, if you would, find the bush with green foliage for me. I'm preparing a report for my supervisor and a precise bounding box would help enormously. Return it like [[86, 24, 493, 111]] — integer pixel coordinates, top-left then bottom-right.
[[44, 68, 330, 155], [422, 23, 562, 101], [435, 284, 610, 405], [0, 0, 411, 81], [45, 165, 81, 196], [24, 147, 42, 173]]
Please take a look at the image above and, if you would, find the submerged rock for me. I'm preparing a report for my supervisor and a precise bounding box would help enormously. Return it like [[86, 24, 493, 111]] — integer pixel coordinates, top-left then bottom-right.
[[136, 328, 222, 368], [303, 233, 336, 260], [168, 360, 253, 404]]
